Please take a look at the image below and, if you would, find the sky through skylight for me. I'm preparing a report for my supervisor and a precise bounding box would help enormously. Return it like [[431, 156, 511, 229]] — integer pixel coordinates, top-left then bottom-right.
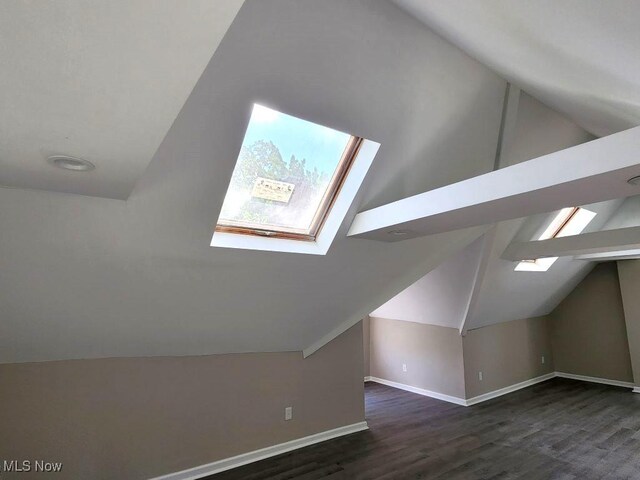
[[217, 104, 353, 236], [515, 207, 596, 272]]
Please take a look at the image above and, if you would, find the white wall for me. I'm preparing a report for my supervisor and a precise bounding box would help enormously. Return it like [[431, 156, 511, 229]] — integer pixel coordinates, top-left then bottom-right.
[[371, 236, 483, 328]]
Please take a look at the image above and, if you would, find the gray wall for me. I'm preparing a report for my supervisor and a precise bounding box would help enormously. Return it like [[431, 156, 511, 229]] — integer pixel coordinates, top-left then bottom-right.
[[363, 316, 371, 377], [463, 316, 554, 398], [368, 315, 553, 400], [617, 260, 640, 387], [369, 316, 465, 398], [0, 324, 365, 480], [368, 262, 637, 400], [551, 262, 633, 382]]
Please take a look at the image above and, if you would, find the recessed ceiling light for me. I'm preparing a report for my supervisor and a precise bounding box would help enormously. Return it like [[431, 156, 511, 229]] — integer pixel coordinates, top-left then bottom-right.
[[627, 175, 640, 186], [388, 229, 409, 236], [47, 155, 95, 172]]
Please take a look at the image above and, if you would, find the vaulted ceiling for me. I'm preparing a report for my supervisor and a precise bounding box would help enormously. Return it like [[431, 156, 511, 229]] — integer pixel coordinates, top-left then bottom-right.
[[373, 0, 640, 331], [1, 0, 639, 364], [0, 0, 245, 199], [371, 91, 635, 331], [392, 0, 640, 137]]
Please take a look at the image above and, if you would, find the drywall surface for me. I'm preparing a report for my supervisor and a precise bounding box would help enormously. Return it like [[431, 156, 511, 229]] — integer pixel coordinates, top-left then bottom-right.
[[369, 316, 465, 398], [363, 316, 371, 378], [551, 262, 633, 382], [463, 316, 554, 398], [391, 0, 640, 136], [617, 259, 640, 387], [370, 237, 483, 329], [0, 325, 364, 480], [369, 263, 633, 401], [467, 92, 601, 330], [502, 92, 595, 166], [0, 0, 505, 364]]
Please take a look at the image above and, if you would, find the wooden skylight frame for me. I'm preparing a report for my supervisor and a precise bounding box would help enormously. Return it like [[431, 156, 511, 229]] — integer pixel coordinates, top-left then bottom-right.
[[216, 136, 363, 242]]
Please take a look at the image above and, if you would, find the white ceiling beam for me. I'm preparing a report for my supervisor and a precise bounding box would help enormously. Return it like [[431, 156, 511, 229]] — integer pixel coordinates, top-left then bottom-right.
[[502, 226, 640, 261], [575, 250, 640, 262], [348, 125, 640, 242]]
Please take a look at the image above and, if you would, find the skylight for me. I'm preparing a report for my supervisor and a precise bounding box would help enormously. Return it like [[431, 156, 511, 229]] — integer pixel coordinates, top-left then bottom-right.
[[515, 207, 596, 272], [216, 104, 362, 241]]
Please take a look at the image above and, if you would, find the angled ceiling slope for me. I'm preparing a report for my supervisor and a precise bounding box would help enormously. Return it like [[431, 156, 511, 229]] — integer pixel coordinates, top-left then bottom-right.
[[392, 0, 640, 137], [370, 236, 484, 329], [465, 91, 631, 330], [0, 0, 245, 199], [371, 92, 632, 332], [0, 0, 505, 364]]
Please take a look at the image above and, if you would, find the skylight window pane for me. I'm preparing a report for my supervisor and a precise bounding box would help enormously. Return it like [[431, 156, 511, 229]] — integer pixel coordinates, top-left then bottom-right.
[[514, 257, 558, 271], [538, 207, 577, 240], [515, 207, 596, 272], [555, 208, 597, 238], [216, 104, 360, 240]]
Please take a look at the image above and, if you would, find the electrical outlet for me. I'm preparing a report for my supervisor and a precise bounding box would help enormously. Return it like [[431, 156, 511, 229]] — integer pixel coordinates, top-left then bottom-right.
[[402, 363, 407, 372], [541, 355, 545, 365], [285, 406, 293, 421], [479, 371, 483, 381]]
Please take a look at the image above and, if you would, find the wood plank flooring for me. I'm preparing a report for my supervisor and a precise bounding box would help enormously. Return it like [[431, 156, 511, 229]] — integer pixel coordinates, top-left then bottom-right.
[[207, 378, 640, 479]]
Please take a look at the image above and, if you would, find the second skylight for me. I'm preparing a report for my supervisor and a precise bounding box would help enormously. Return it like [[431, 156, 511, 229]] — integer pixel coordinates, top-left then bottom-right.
[[515, 207, 596, 272]]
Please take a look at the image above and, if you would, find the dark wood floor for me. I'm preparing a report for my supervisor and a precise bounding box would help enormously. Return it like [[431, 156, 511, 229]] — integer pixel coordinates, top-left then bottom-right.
[[208, 378, 640, 479]]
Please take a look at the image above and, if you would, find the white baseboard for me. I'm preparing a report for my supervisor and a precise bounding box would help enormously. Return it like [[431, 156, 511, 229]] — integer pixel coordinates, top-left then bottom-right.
[[366, 374, 554, 407], [555, 371, 635, 389], [155, 374, 636, 478], [464, 373, 555, 406], [153, 373, 638, 479], [365, 376, 467, 406], [151, 421, 368, 480], [368, 371, 637, 408]]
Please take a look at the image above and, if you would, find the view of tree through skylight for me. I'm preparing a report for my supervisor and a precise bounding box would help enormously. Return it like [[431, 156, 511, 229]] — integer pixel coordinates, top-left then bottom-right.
[[217, 104, 358, 239]]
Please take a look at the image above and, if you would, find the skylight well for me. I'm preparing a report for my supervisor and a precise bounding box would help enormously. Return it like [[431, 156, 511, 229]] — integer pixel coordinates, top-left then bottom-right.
[[215, 104, 363, 242], [515, 207, 596, 272]]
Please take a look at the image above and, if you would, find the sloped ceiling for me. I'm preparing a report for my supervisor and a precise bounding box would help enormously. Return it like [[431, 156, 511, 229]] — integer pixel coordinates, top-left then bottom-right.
[[371, 91, 631, 331], [604, 196, 640, 231], [0, 0, 503, 363], [0, 0, 244, 199], [465, 92, 617, 329], [468, 199, 623, 330], [391, 0, 640, 137], [5, 0, 638, 364], [371, 236, 483, 329]]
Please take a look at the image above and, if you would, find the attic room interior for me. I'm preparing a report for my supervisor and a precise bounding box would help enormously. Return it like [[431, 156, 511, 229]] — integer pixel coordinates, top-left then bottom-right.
[[3, 0, 640, 479]]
